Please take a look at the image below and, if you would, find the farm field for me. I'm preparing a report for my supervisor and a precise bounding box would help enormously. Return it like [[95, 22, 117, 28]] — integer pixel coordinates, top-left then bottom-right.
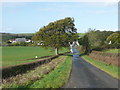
[[2, 46, 69, 67], [103, 49, 120, 53]]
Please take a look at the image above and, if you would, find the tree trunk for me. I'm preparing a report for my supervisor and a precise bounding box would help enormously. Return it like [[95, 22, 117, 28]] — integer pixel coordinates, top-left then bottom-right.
[[55, 48, 58, 55]]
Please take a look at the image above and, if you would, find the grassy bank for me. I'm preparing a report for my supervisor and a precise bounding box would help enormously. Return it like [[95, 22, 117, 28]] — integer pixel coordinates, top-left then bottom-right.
[[103, 49, 120, 53], [81, 55, 120, 80], [2, 55, 72, 88], [28, 55, 72, 88], [2, 46, 69, 67]]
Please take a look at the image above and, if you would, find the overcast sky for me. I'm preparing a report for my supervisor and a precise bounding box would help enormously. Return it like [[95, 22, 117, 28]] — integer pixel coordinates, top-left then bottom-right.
[[1, 1, 118, 33]]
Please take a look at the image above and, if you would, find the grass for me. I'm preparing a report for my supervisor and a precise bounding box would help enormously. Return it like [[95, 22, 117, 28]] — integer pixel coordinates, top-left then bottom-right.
[[2, 46, 69, 67], [28, 56, 72, 88], [2, 56, 72, 88], [103, 49, 120, 53], [81, 55, 120, 80], [78, 33, 85, 37]]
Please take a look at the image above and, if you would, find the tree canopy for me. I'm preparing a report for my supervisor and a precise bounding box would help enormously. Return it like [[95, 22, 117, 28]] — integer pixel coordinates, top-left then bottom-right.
[[78, 29, 117, 53], [106, 32, 120, 48], [32, 17, 78, 55], [78, 34, 91, 54]]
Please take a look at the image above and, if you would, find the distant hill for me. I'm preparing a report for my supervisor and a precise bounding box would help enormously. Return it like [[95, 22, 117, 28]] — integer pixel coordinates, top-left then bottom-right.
[[1, 32, 85, 42], [0, 33, 34, 42]]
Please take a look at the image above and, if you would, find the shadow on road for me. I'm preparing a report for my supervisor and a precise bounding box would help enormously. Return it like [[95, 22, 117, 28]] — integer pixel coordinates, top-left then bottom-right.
[[62, 53, 74, 57], [79, 53, 85, 57], [63, 53, 85, 57], [67, 54, 73, 57]]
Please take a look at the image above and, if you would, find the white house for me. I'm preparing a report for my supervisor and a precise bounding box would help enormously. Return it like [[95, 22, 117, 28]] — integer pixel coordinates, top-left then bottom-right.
[[15, 38, 26, 42], [9, 38, 31, 43], [69, 41, 80, 53]]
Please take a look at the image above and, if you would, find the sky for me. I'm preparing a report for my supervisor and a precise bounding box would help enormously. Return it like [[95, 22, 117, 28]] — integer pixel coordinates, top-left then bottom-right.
[[1, 1, 118, 33]]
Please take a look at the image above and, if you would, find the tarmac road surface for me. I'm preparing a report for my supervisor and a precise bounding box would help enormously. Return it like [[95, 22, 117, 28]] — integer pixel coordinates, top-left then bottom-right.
[[63, 47, 119, 88]]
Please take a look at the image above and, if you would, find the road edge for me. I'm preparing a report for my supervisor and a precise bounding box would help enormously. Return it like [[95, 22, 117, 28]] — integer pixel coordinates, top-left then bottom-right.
[[81, 55, 120, 80]]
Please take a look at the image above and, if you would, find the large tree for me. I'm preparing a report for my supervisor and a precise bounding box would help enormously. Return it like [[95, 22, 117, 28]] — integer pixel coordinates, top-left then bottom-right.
[[32, 17, 78, 55], [85, 29, 114, 50], [78, 29, 115, 53], [78, 34, 91, 54]]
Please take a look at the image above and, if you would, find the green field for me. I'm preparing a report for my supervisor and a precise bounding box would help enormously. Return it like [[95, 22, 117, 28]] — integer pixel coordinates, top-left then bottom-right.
[[103, 49, 120, 53], [2, 46, 69, 67], [78, 33, 85, 37]]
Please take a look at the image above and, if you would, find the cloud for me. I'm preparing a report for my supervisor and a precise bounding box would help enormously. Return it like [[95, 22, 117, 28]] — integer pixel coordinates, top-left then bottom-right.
[[87, 10, 117, 14], [2, 2, 26, 7], [88, 10, 108, 14], [5, 27, 13, 31], [2, 27, 14, 33], [36, 2, 117, 13], [0, 0, 119, 2], [0, 27, 2, 32], [84, 2, 118, 7]]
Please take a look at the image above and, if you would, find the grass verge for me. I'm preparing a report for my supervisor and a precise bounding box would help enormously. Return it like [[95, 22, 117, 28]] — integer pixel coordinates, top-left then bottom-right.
[[81, 55, 120, 80], [28, 56, 72, 88], [103, 49, 120, 53]]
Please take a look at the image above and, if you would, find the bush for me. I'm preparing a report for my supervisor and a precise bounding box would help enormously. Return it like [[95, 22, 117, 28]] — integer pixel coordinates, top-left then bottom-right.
[[12, 42, 28, 46], [92, 47, 103, 51], [20, 42, 27, 46], [12, 42, 20, 46], [106, 32, 120, 49]]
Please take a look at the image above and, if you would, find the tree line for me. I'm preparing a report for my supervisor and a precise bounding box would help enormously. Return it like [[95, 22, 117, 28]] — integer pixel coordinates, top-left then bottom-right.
[[78, 29, 120, 54], [1, 33, 34, 42]]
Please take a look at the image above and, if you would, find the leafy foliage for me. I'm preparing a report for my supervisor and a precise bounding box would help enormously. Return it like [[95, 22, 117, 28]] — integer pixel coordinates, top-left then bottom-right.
[[32, 17, 78, 55], [87, 30, 114, 50], [78, 34, 91, 54], [78, 29, 117, 53], [106, 32, 120, 48]]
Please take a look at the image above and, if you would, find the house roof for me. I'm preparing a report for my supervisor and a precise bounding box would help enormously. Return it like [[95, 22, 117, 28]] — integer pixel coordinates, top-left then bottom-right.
[[15, 38, 26, 42]]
